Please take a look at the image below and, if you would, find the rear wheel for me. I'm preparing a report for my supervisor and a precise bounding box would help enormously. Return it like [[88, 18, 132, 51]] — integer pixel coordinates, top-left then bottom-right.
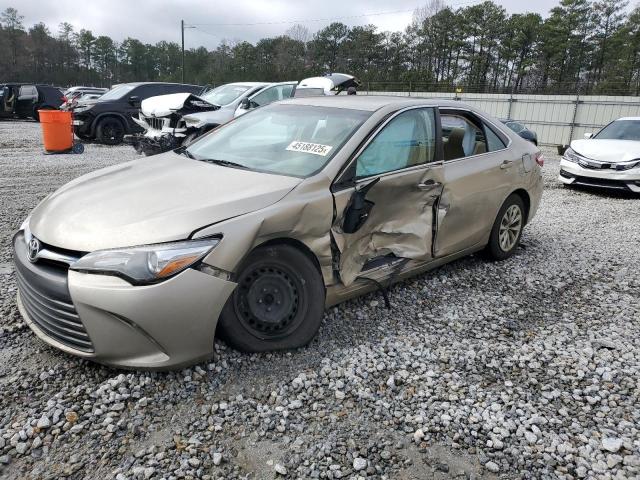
[[96, 117, 125, 145], [485, 194, 525, 260], [218, 245, 325, 352]]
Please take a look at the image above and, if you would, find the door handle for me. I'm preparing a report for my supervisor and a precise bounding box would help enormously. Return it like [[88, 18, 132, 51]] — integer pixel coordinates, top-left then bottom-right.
[[417, 180, 442, 191], [500, 160, 515, 169]]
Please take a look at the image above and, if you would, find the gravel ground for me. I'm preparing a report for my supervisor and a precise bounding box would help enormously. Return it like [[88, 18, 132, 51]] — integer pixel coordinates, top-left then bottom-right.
[[0, 120, 639, 480]]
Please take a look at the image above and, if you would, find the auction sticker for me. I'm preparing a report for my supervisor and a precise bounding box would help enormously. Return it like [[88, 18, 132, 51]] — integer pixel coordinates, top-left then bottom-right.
[[286, 141, 333, 156]]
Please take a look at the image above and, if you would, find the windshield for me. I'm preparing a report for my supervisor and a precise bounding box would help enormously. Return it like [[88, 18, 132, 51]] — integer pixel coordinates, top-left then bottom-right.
[[201, 84, 253, 106], [595, 120, 640, 141], [185, 104, 370, 177], [99, 84, 136, 101]]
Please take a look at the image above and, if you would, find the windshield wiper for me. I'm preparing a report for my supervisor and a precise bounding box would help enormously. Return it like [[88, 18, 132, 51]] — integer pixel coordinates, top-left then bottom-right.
[[202, 159, 250, 170], [175, 146, 196, 159]]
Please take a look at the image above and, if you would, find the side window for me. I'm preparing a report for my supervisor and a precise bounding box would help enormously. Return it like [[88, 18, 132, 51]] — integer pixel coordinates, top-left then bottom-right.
[[485, 124, 507, 151], [441, 113, 487, 161], [251, 84, 295, 107], [356, 108, 436, 178], [19, 85, 37, 98]]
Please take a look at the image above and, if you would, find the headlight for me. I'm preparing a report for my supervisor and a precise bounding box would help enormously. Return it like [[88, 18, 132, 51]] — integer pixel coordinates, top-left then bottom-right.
[[70, 238, 220, 284], [20, 215, 32, 243], [563, 148, 580, 163], [183, 115, 204, 128]]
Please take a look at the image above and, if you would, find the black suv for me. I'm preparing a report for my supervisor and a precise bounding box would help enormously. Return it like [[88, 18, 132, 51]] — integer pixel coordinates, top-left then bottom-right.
[[72, 82, 203, 145], [0, 83, 64, 121]]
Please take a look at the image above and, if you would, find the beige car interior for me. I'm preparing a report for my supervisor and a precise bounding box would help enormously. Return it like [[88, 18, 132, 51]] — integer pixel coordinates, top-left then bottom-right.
[[442, 114, 488, 161]]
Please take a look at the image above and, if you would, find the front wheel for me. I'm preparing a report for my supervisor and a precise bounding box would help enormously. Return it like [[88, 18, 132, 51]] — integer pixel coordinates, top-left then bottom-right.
[[96, 118, 125, 145], [485, 194, 525, 260], [218, 245, 325, 352]]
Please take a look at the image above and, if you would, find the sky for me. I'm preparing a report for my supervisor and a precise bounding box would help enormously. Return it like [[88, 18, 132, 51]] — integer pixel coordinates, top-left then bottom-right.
[[2, 0, 560, 48]]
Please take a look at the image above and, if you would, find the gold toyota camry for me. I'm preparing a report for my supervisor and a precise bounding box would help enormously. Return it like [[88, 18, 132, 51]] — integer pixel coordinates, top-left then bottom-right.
[[14, 96, 544, 369]]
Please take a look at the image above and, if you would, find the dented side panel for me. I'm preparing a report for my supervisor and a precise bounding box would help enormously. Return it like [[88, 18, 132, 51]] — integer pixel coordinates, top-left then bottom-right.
[[195, 174, 337, 285], [331, 165, 445, 286]]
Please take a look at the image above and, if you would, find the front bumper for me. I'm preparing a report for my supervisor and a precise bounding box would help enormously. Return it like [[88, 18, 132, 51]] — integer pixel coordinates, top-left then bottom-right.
[[558, 159, 640, 193], [13, 232, 236, 370]]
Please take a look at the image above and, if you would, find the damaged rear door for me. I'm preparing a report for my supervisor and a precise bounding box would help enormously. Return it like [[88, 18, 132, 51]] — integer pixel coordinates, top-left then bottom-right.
[[331, 107, 444, 286]]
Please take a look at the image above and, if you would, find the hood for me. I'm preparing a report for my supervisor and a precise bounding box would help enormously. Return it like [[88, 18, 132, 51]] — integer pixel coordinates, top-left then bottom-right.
[[571, 139, 640, 163], [30, 152, 301, 252], [140, 93, 218, 118]]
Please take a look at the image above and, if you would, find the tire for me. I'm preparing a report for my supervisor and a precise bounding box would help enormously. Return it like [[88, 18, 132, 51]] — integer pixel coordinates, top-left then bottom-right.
[[96, 117, 125, 145], [218, 244, 325, 353], [485, 194, 525, 260]]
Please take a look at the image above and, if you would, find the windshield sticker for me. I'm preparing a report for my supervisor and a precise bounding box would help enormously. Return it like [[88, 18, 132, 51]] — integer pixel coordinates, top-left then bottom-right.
[[286, 141, 333, 156]]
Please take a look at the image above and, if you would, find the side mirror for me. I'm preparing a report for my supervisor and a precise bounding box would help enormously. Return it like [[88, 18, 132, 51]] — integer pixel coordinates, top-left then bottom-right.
[[342, 177, 380, 234], [584, 132, 593, 139], [239, 97, 251, 109], [128, 95, 141, 106]]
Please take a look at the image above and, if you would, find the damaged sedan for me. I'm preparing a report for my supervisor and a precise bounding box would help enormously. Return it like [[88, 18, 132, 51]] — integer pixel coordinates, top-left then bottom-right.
[[14, 96, 543, 369], [132, 82, 296, 155]]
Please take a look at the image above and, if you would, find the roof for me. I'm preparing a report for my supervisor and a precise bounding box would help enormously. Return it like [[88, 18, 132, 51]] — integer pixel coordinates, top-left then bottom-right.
[[118, 82, 202, 87], [281, 95, 470, 111], [227, 82, 270, 87], [616, 117, 640, 121]]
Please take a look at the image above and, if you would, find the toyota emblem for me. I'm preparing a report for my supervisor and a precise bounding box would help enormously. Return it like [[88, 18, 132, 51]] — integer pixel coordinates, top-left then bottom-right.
[[27, 237, 40, 263]]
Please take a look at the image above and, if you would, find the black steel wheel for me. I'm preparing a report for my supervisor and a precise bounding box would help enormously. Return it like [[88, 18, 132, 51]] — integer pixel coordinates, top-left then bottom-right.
[[218, 245, 325, 352], [96, 117, 125, 145]]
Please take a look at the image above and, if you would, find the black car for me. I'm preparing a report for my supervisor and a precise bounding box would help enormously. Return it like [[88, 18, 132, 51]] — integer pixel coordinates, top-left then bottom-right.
[[0, 83, 64, 121], [72, 82, 203, 145], [501, 119, 538, 146]]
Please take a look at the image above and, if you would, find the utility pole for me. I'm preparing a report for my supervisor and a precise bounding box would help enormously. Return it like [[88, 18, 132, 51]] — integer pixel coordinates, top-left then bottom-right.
[[181, 20, 185, 83]]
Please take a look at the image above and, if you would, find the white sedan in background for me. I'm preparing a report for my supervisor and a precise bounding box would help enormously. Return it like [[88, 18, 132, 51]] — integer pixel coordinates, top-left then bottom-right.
[[559, 117, 640, 192]]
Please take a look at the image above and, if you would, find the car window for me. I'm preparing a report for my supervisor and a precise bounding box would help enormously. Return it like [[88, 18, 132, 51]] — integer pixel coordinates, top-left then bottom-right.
[[441, 113, 487, 161], [100, 84, 137, 100], [201, 84, 253, 106], [485, 124, 507, 151], [18, 85, 37, 97], [186, 104, 370, 177], [595, 120, 640, 141], [356, 108, 436, 178], [251, 84, 295, 107], [505, 121, 525, 133]]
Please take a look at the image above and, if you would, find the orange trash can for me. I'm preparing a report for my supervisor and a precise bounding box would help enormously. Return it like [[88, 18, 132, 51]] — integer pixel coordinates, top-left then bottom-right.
[[39, 110, 74, 152]]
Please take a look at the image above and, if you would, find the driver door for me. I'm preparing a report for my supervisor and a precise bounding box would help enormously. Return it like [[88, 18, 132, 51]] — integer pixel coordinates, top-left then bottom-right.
[[331, 107, 444, 286]]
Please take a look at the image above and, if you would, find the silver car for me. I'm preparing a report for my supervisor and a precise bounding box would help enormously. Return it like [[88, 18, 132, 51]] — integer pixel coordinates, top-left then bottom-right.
[[14, 96, 544, 369]]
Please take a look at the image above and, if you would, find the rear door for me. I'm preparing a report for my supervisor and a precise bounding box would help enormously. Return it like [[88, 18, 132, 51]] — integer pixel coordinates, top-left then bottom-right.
[[331, 107, 444, 286], [434, 109, 516, 257], [16, 85, 37, 117]]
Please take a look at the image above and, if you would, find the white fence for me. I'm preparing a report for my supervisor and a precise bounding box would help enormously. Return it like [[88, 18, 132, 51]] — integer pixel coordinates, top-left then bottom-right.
[[362, 91, 640, 146]]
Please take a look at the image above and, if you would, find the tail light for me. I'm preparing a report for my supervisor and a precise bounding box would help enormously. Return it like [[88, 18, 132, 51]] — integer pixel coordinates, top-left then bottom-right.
[[534, 152, 544, 167]]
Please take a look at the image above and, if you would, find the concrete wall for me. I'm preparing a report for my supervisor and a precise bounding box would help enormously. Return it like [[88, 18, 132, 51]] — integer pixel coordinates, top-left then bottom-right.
[[362, 91, 640, 146]]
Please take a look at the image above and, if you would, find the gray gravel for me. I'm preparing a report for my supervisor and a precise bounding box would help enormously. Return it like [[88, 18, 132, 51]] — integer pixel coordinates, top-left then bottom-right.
[[1, 120, 639, 480]]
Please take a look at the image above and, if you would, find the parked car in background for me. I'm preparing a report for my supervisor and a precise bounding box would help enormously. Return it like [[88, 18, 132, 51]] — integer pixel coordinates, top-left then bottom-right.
[[61, 86, 108, 110], [14, 96, 543, 369], [559, 117, 640, 192], [72, 82, 203, 145], [501, 119, 538, 145], [132, 81, 297, 155], [0, 83, 64, 121], [294, 73, 361, 97]]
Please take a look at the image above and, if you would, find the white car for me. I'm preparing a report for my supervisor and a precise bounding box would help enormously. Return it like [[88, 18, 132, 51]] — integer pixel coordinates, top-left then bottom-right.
[[559, 117, 640, 192]]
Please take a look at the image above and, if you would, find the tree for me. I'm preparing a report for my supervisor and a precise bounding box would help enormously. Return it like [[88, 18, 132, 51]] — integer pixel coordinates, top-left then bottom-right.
[[1, 7, 24, 66]]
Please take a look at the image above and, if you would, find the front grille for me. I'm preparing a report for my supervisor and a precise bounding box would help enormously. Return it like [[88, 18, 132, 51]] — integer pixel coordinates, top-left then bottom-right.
[[572, 175, 630, 191], [13, 233, 94, 353], [143, 116, 166, 131]]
